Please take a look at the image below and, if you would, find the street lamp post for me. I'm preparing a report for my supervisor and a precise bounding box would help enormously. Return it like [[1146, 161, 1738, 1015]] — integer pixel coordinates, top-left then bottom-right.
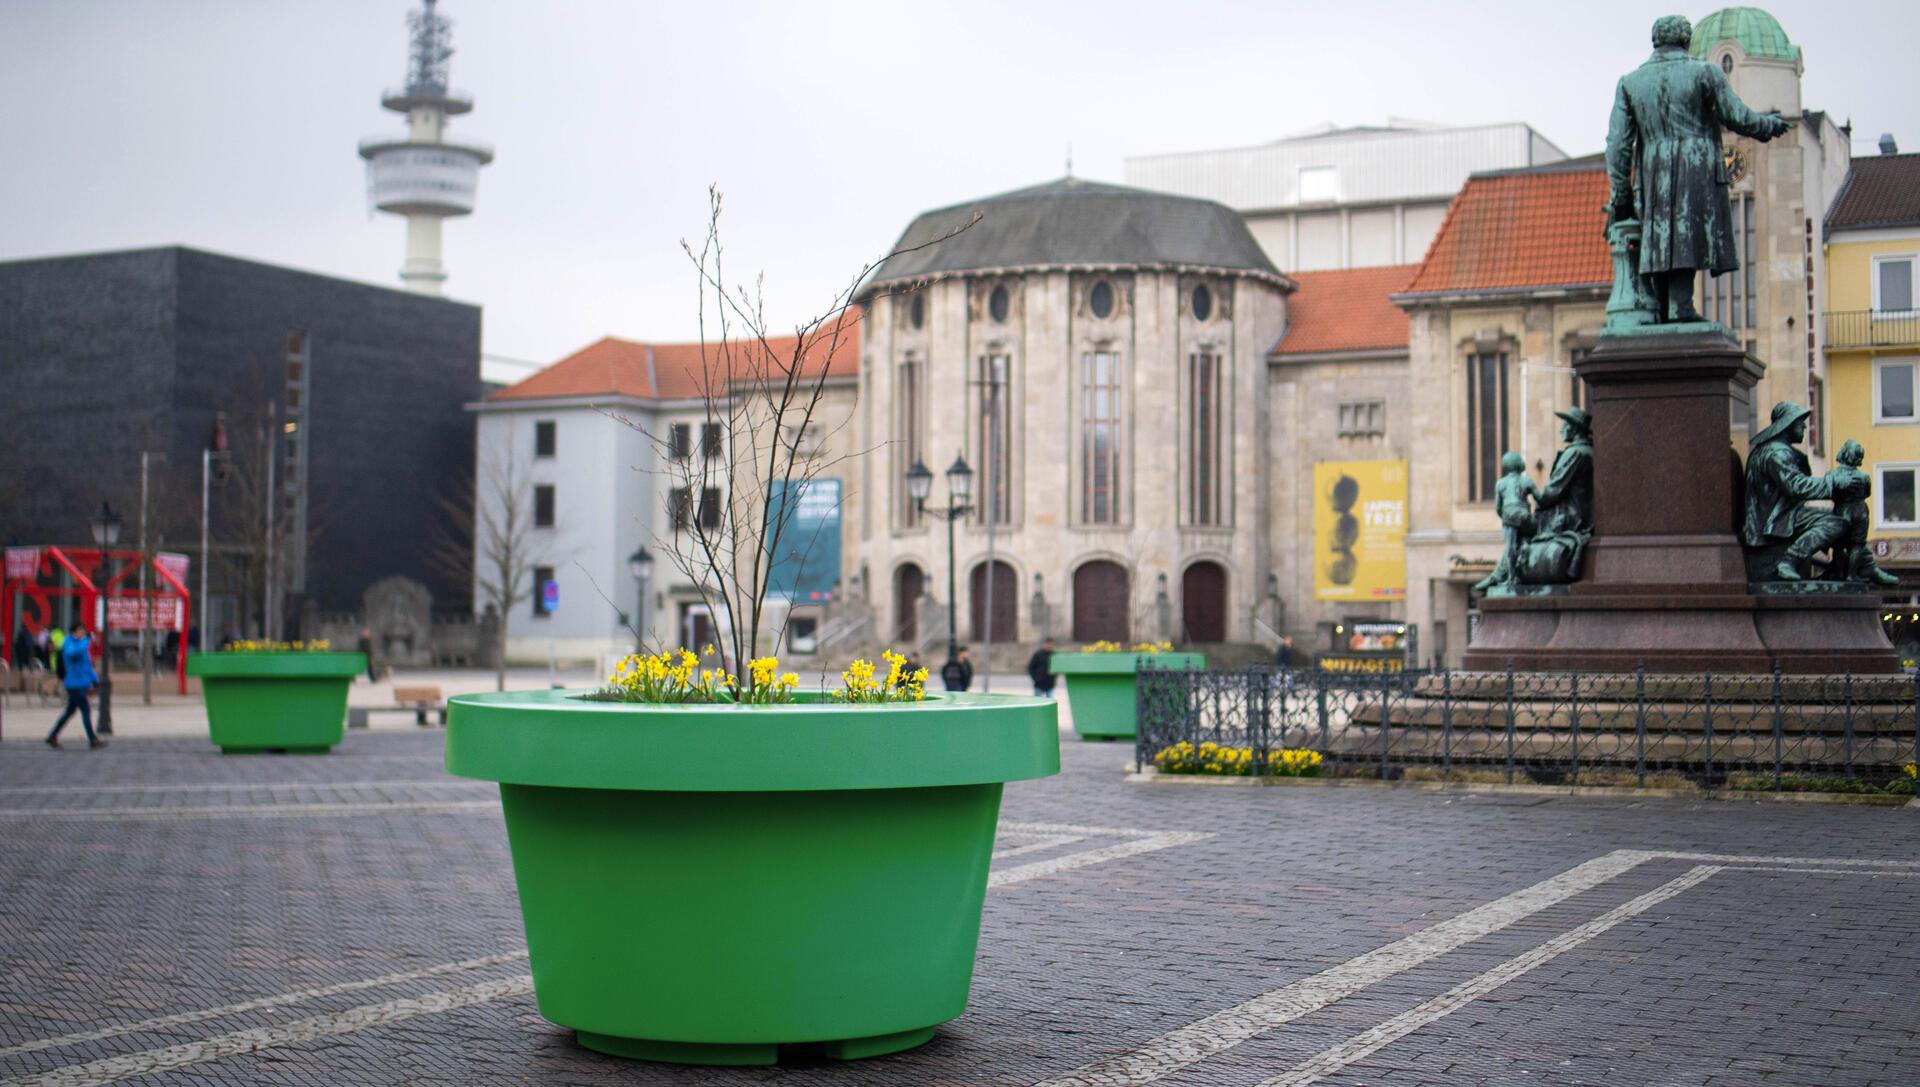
[[627, 547, 654, 653], [906, 454, 973, 670], [88, 501, 123, 735]]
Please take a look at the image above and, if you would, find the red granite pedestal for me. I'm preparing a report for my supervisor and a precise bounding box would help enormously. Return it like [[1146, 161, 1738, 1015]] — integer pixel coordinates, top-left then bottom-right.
[[1464, 331, 1898, 674]]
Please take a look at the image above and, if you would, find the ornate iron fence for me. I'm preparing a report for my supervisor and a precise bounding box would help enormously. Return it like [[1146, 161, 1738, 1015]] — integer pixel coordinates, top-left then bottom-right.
[[1135, 666, 1920, 790]]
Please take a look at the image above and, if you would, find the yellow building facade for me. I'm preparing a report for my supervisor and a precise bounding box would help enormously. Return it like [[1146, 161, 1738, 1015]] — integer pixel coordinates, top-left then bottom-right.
[[1822, 153, 1920, 587]]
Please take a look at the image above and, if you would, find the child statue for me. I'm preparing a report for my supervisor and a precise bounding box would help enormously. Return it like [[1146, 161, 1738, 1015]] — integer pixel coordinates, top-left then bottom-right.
[[1473, 452, 1540, 594], [1827, 440, 1899, 585]]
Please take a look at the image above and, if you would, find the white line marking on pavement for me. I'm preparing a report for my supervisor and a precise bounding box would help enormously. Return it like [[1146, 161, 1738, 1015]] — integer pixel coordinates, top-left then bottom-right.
[[0, 800, 499, 821], [0, 951, 528, 1060], [993, 835, 1087, 860], [990, 832, 1213, 887], [0, 974, 535, 1087], [0, 780, 486, 796], [1650, 851, 1920, 868], [1028, 849, 1659, 1087], [1720, 865, 1920, 876], [1000, 820, 1171, 838], [1252, 865, 1722, 1087]]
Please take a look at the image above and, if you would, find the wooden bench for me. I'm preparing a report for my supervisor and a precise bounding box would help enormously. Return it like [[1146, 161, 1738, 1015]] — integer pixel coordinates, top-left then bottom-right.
[[348, 685, 447, 729]]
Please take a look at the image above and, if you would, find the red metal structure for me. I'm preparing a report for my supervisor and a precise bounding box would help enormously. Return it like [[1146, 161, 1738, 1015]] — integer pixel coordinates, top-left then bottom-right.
[[3, 546, 191, 694]]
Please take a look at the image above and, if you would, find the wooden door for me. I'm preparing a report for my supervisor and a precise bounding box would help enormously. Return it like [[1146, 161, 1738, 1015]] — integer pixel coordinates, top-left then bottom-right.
[[893, 564, 924, 643], [1181, 561, 1227, 644], [1072, 561, 1129, 643], [970, 561, 1017, 643]]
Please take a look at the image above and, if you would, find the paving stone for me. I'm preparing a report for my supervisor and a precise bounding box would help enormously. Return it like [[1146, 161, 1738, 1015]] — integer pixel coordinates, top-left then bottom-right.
[[0, 732, 1915, 1085]]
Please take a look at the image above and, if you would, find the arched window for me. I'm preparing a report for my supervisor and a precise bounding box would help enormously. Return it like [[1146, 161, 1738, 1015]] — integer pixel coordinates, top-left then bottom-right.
[[970, 560, 1017, 642], [1187, 351, 1225, 525], [1181, 562, 1227, 643], [1081, 350, 1123, 524], [1072, 561, 1130, 642]]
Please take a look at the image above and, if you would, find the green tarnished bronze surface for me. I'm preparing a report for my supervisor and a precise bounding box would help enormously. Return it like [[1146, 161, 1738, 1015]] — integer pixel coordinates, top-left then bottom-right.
[[1604, 20, 1789, 330]]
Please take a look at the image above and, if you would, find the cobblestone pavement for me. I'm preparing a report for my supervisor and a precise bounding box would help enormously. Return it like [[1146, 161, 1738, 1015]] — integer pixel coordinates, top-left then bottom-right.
[[2, 730, 1916, 1086]]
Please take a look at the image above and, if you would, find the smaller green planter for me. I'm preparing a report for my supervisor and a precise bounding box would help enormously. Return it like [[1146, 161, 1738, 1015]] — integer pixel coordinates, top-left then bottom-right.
[[1050, 652, 1205, 741], [186, 652, 366, 754]]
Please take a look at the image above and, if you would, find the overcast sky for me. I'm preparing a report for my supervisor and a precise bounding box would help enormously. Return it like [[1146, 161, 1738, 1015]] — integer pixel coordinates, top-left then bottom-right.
[[2, 1, 1910, 374]]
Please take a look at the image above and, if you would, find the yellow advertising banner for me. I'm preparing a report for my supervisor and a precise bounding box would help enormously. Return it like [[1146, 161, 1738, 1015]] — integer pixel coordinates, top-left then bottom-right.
[[1312, 460, 1407, 601]]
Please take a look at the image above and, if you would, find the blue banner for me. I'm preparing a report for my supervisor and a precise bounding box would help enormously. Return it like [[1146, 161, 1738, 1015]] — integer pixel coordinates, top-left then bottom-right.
[[765, 479, 842, 603]]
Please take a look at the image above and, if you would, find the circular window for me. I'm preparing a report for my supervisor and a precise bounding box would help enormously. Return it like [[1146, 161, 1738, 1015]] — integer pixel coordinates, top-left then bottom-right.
[[909, 294, 925, 330], [1191, 284, 1213, 322], [1720, 52, 1734, 74], [1089, 280, 1115, 319], [989, 285, 1010, 323]]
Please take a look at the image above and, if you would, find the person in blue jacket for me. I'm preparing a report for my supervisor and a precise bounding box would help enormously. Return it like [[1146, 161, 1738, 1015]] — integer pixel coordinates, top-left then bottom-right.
[[47, 624, 105, 749]]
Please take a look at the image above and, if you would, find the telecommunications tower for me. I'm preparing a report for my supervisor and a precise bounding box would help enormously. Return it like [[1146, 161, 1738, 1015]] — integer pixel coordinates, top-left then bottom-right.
[[358, 0, 493, 294]]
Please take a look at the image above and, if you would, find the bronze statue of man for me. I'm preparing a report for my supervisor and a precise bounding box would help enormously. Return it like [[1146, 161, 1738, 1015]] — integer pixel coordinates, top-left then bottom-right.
[[1743, 402, 1843, 581], [1606, 15, 1789, 324]]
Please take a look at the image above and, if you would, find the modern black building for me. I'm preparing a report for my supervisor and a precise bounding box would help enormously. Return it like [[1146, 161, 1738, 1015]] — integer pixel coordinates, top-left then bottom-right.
[[0, 246, 480, 639]]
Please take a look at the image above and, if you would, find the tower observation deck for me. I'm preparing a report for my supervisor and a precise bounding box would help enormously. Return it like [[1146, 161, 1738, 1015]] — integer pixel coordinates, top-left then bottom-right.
[[359, 0, 493, 294]]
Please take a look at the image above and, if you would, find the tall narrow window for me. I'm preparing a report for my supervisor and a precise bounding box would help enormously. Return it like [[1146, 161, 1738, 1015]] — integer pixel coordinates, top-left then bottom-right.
[[1187, 352, 1225, 525], [698, 487, 722, 529], [1081, 350, 1123, 524], [534, 420, 556, 458], [700, 422, 723, 458], [670, 487, 691, 532], [1465, 352, 1509, 502], [1742, 194, 1757, 328], [976, 354, 1012, 524], [669, 423, 691, 459], [896, 358, 922, 527], [533, 484, 555, 528]]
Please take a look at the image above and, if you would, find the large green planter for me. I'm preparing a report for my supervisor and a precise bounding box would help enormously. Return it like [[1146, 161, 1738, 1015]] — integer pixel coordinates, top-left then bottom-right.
[[1050, 652, 1206, 741], [445, 689, 1059, 1065], [186, 652, 365, 754]]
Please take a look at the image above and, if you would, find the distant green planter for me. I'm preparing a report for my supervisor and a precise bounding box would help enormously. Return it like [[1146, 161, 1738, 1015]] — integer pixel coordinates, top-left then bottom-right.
[[445, 689, 1059, 1065], [1051, 652, 1206, 741], [186, 652, 365, 754]]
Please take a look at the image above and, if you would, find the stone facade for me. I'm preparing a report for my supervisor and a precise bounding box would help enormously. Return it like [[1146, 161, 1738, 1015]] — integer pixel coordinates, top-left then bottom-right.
[[857, 265, 1286, 654]]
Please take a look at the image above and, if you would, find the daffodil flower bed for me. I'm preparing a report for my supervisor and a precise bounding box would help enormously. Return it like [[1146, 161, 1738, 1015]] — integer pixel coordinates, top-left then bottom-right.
[[1081, 639, 1176, 654], [593, 648, 929, 705], [833, 650, 929, 703], [598, 648, 801, 704], [1152, 741, 1324, 777], [222, 639, 333, 653]]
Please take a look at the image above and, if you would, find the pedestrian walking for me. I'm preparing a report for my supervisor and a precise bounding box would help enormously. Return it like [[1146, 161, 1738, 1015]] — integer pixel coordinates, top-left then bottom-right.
[[47, 624, 105, 749], [940, 646, 974, 692], [1027, 638, 1057, 698], [49, 626, 66, 681], [12, 624, 34, 670], [1274, 636, 1294, 670], [357, 626, 377, 682]]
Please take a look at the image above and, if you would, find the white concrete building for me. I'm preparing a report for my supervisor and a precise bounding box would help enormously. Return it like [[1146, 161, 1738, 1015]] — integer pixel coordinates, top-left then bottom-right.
[[468, 333, 860, 665], [1124, 121, 1567, 273]]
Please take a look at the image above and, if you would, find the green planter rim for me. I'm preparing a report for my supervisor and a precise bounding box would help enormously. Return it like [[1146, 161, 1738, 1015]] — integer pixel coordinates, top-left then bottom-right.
[[187, 651, 367, 679], [1049, 652, 1206, 675], [446, 688, 1059, 792]]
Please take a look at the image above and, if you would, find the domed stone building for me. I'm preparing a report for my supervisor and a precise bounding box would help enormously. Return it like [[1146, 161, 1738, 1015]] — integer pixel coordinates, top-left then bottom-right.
[[854, 179, 1292, 654]]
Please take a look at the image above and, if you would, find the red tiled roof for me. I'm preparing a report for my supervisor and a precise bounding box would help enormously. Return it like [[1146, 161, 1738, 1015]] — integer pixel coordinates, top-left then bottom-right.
[[1827, 153, 1920, 232], [1399, 164, 1611, 297], [1270, 264, 1415, 357], [489, 313, 861, 402]]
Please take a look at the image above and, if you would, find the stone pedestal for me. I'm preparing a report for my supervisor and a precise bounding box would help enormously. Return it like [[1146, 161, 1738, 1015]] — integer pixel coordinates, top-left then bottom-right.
[[1465, 331, 1898, 674]]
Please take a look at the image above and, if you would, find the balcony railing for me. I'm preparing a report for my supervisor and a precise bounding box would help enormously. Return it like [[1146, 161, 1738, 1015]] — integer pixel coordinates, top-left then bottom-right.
[[1825, 309, 1920, 349]]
